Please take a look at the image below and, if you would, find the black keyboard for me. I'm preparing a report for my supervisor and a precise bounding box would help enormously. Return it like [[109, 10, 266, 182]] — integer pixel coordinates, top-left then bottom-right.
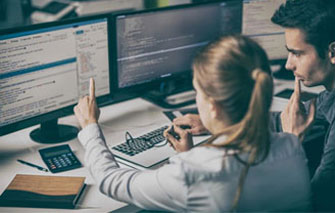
[[112, 126, 168, 156]]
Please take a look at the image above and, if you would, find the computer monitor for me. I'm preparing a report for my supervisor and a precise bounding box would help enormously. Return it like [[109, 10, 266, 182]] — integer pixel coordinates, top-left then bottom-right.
[[112, 0, 243, 108], [242, 0, 287, 64], [0, 15, 111, 143]]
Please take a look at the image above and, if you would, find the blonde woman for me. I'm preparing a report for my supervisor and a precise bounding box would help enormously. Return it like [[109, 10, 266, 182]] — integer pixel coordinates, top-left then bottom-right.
[[74, 35, 311, 212]]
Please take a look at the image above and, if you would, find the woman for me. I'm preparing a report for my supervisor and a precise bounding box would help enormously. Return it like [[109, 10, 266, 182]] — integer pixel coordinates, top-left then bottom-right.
[[74, 35, 311, 212]]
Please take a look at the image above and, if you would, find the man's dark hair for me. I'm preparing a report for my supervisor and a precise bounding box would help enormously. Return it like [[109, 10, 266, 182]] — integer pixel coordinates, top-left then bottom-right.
[[271, 0, 335, 58]]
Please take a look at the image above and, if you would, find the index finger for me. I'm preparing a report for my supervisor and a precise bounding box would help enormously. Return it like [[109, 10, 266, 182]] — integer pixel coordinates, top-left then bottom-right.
[[90, 78, 96, 99], [294, 78, 301, 101]]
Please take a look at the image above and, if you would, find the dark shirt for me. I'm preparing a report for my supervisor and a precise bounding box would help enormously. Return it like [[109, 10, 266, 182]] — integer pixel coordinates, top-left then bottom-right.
[[271, 89, 335, 211]]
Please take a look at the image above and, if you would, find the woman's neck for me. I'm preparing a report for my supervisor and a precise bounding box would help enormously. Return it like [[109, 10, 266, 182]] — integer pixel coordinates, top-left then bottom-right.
[[208, 119, 233, 135]]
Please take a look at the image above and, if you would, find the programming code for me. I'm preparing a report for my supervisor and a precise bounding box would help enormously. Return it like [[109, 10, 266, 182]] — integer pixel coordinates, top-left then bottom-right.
[[117, 2, 242, 88]]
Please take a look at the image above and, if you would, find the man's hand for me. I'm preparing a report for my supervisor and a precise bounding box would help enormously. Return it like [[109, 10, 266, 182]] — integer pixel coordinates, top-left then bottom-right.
[[163, 125, 193, 152], [173, 114, 209, 135], [281, 79, 316, 141], [74, 78, 100, 129]]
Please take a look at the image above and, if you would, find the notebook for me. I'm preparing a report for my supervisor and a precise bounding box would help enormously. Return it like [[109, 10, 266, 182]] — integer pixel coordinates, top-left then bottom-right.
[[0, 174, 86, 209]]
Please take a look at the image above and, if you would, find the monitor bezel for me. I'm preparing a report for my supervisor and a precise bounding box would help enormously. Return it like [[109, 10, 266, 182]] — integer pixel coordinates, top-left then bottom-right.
[[110, 0, 242, 95], [0, 13, 113, 136]]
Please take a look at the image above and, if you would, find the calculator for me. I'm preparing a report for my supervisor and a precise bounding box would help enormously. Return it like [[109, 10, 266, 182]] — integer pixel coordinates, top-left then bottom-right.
[[39, 144, 82, 173]]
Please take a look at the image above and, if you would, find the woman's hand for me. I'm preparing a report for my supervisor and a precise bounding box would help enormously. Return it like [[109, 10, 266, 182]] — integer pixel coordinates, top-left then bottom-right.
[[164, 125, 193, 152], [74, 78, 100, 129], [173, 114, 209, 135]]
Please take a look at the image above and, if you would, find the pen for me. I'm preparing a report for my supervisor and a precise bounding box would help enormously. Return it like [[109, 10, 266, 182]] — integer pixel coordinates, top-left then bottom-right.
[[168, 125, 181, 140], [17, 159, 48, 172]]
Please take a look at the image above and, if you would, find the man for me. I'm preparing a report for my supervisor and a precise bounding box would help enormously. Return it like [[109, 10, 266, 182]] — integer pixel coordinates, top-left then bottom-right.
[[174, 0, 335, 210], [271, 0, 335, 210]]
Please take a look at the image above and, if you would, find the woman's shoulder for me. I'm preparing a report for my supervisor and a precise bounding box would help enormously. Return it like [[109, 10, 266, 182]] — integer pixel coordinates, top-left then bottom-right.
[[170, 146, 224, 162], [169, 146, 228, 172], [168, 132, 304, 173]]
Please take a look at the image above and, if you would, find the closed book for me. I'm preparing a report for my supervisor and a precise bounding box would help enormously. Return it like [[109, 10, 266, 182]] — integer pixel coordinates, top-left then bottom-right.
[[0, 174, 86, 209]]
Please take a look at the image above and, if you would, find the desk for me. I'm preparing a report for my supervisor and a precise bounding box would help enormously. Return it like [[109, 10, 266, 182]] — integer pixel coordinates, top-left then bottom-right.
[[0, 98, 159, 212], [0, 97, 194, 212], [0, 80, 324, 212]]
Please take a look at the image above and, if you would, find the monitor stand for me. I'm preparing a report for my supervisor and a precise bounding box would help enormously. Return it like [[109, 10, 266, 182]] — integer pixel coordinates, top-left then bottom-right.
[[30, 119, 79, 144], [143, 90, 196, 109]]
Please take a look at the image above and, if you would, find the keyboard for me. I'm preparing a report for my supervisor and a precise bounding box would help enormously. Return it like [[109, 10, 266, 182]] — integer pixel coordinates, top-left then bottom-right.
[[112, 126, 168, 156], [110, 125, 210, 169]]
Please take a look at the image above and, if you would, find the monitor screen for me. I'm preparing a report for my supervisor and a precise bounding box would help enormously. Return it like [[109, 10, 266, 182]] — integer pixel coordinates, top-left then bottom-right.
[[242, 0, 286, 63], [0, 16, 110, 139], [115, 1, 242, 90]]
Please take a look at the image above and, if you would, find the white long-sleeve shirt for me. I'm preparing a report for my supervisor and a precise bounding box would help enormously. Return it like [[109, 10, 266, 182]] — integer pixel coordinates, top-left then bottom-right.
[[78, 123, 311, 212]]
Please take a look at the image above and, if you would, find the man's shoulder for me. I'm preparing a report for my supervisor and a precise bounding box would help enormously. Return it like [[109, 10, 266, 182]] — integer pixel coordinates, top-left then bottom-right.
[[316, 89, 335, 103], [315, 89, 335, 119]]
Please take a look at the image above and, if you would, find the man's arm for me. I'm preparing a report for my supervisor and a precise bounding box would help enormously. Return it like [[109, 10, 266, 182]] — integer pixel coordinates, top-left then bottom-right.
[[271, 79, 316, 140], [311, 128, 335, 211], [280, 79, 316, 141]]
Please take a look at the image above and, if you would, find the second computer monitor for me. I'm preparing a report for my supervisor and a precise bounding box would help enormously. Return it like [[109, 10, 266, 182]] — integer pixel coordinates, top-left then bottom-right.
[[242, 0, 287, 63], [114, 1, 243, 91]]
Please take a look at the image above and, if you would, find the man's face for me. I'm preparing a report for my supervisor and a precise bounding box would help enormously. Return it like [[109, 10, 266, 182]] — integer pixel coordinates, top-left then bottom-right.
[[285, 28, 332, 88]]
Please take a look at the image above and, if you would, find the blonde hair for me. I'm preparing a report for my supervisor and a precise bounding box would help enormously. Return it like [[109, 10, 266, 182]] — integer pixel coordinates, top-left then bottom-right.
[[193, 35, 273, 210]]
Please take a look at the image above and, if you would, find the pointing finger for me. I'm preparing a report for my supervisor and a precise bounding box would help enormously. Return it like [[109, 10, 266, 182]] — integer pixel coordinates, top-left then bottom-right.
[[90, 78, 96, 99], [294, 78, 301, 101]]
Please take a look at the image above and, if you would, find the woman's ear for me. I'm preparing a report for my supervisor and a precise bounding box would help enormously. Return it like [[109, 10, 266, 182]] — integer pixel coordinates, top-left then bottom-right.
[[329, 42, 335, 64]]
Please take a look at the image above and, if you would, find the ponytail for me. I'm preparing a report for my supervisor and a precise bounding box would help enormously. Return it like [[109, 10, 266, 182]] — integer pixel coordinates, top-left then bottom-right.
[[193, 35, 273, 211], [231, 69, 273, 211], [208, 68, 273, 156], [206, 69, 273, 211]]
